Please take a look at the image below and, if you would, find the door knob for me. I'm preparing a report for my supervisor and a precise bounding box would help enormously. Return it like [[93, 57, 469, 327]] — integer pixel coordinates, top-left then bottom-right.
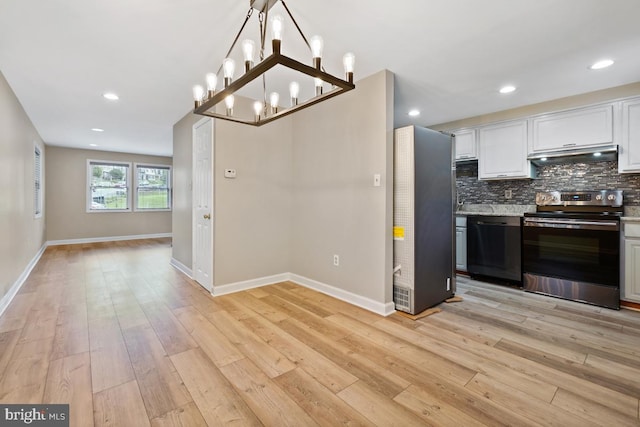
[[203, 214, 211, 219]]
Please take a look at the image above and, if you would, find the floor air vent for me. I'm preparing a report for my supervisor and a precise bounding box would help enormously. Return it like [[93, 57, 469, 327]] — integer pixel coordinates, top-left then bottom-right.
[[393, 286, 411, 312]]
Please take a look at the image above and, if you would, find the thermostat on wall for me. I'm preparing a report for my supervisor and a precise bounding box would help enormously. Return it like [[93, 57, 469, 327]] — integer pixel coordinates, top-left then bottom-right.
[[224, 169, 237, 178]]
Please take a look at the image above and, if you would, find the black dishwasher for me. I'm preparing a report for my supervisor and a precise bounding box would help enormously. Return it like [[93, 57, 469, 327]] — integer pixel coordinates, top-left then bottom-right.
[[467, 215, 521, 283]]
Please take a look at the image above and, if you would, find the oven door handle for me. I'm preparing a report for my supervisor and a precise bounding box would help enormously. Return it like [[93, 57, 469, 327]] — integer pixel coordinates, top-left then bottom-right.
[[523, 218, 619, 231]]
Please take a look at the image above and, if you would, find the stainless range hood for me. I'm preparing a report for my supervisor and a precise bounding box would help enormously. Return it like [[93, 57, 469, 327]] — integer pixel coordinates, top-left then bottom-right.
[[527, 144, 618, 166]]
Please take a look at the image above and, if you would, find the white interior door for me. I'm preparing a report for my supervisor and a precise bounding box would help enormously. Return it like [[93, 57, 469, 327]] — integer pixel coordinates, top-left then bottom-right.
[[193, 118, 214, 292]]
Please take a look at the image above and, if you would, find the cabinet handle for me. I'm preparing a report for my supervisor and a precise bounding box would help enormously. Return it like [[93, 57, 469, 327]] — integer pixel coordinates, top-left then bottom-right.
[[562, 143, 577, 147], [458, 155, 469, 158], [497, 174, 508, 177]]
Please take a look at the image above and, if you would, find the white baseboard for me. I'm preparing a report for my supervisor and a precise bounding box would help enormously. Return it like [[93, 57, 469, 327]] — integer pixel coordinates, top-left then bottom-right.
[[47, 233, 172, 246], [0, 243, 47, 318], [208, 271, 395, 316], [211, 273, 291, 297], [289, 273, 396, 316], [170, 257, 193, 278]]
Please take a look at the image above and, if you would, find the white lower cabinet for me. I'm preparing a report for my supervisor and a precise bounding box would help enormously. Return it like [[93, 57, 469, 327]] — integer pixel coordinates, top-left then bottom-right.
[[623, 221, 640, 303], [478, 120, 535, 180], [456, 216, 467, 271]]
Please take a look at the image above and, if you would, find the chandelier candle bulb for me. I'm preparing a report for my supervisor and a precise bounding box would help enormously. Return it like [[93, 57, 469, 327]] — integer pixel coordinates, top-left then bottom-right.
[[271, 15, 283, 53], [310, 35, 324, 69], [192, 85, 204, 108], [314, 77, 323, 96], [225, 95, 234, 116], [253, 101, 263, 121], [289, 81, 299, 106], [343, 52, 355, 83], [205, 73, 217, 98], [270, 92, 280, 114], [242, 39, 256, 71], [223, 58, 235, 87]]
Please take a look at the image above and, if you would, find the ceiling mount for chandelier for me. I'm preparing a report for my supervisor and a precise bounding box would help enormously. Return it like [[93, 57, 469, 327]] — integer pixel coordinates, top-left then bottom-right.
[[192, 0, 355, 126]]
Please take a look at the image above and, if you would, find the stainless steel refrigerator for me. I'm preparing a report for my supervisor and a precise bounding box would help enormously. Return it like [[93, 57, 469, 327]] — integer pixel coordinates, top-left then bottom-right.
[[393, 125, 455, 314]]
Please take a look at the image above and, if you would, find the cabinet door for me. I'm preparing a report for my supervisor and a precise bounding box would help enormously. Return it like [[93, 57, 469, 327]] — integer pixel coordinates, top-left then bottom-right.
[[624, 238, 640, 303], [454, 129, 476, 161], [456, 227, 467, 271], [478, 120, 533, 180], [619, 98, 640, 173], [530, 104, 613, 153]]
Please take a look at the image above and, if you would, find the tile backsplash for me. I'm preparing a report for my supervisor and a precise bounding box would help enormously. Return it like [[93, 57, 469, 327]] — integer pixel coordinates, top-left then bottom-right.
[[456, 160, 640, 206]]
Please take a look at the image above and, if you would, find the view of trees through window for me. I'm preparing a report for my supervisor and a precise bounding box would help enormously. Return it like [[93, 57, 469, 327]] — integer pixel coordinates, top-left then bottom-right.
[[89, 162, 129, 210], [136, 165, 170, 210]]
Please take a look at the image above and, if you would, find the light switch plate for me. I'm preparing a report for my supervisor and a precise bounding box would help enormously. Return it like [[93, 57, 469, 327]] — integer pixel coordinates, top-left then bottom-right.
[[224, 169, 236, 178], [373, 174, 381, 187]]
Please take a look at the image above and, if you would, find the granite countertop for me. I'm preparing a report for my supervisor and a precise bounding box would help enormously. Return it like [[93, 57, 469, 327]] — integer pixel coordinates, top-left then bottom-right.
[[623, 206, 640, 220], [455, 204, 535, 217], [457, 204, 640, 220]]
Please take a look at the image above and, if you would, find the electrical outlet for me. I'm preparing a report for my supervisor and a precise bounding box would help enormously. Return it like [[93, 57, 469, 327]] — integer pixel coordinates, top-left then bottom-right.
[[333, 254, 339, 266], [504, 189, 512, 199], [224, 169, 236, 178]]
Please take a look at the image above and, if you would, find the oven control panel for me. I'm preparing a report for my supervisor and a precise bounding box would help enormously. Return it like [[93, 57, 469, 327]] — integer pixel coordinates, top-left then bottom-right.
[[536, 190, 623, 207]]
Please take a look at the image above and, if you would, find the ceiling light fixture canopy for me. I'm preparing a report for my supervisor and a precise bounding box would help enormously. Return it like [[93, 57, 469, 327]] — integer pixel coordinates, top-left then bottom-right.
[[192, 0, 355, 126]]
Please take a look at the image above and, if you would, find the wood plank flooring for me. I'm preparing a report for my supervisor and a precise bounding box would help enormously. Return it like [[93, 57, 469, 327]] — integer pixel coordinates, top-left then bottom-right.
[[1, 238, 640, 426]]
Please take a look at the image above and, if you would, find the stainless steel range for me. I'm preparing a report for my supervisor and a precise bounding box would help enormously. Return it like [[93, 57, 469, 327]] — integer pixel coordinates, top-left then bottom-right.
[[522, 190, 623, 309]]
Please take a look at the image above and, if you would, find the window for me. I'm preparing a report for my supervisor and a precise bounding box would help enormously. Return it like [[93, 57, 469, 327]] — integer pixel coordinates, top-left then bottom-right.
[[87, 160, 131, 212], [34, 145, 42, 218], [134, 164, 171, 211]]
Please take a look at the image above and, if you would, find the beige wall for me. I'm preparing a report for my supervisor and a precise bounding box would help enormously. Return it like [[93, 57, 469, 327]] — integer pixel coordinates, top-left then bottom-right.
[[290, 70, 395, 305], [432, 81, 640, 130], [214, 110, 293, 285], [172, 71, 394, 308], [171, 112, 201, 268], [0, 70, 46, 303], [171, 105, 294, 285], [45, 146, 171, 241]]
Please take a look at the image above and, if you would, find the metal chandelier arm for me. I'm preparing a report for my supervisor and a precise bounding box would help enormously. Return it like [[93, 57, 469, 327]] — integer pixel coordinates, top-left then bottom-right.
[[217, 8, 255, 76]]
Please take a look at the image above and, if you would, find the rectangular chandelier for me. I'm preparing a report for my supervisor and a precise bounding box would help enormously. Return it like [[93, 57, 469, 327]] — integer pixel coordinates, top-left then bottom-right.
[[192, 0, 355, 126]]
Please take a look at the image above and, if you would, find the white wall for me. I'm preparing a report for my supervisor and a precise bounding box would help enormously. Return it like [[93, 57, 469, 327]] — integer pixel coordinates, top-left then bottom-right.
[[0, 70, 46, 305]]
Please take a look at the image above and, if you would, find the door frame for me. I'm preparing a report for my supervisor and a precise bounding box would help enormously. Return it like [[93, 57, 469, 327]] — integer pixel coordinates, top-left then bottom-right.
[[192, 117, 214, 292]]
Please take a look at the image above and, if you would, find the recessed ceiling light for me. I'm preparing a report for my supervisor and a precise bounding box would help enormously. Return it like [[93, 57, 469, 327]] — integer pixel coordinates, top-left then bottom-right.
[[589, 59, 614, 70], [89, 144, 98, 147], [593, 152, 602, 157], [540, 157, 548, 162], [499, 85, 516, 94], [91, 128, 104, 132], [408, 109, 420, 117], [103, 92, 119, 101]]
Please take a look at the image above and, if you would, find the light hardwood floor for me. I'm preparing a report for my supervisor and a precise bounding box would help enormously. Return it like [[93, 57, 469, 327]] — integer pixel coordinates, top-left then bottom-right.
[[1, 238, 640, 426]]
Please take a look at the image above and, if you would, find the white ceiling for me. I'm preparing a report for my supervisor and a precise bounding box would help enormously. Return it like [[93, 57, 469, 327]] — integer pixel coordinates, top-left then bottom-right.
[[1, 0, 639, 157]]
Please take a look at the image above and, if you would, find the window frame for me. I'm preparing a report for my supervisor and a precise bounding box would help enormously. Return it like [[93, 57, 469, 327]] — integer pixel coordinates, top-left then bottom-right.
[[86, 159, 132, 213], [133, 163, 172, 212], [34, 144, 43, 218]]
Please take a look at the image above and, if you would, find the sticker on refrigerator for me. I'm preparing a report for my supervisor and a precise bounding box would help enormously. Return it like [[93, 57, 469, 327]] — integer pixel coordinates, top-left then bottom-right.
[[393, 226, 405, 240]]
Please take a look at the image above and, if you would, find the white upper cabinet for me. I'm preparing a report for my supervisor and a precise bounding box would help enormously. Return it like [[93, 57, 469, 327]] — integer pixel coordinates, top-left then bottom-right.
[[529, 104, 614, 153], [478, 120, 534, 180], [619, 97, 640, 173], [453, 128, 477, 161]]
